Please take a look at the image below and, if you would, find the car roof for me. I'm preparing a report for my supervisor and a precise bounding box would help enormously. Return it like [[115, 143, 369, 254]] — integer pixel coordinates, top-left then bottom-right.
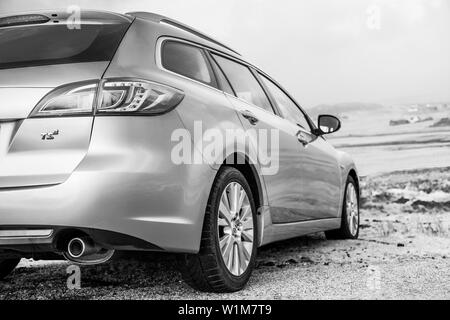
[[0, 9, 242, 61], [125, 12, 279, 91], [126, 11, 241, 58], [0, 9, 268, 76]]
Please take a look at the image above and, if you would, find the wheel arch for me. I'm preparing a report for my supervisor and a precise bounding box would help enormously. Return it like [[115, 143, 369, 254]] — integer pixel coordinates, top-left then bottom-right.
[[220, 152, 266, 213], [348, 168, 360, 199], [206, 152, 268, 247]]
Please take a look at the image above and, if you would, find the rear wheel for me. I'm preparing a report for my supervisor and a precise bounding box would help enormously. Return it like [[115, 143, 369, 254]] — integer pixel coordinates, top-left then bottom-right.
[[178, 167, 257, 292], [0, 258, 21, 280], [326, 175, 359, 239]]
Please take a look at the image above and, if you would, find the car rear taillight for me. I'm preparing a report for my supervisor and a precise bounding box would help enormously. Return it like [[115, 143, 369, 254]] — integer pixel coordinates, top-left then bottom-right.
[[97, 80, 184, 115], [29, 79, 184, 117], [30, 81, 98, 117]]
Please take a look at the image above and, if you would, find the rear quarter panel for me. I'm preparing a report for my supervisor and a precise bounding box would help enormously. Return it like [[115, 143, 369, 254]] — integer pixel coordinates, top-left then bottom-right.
[[98, 18, 261, 251]]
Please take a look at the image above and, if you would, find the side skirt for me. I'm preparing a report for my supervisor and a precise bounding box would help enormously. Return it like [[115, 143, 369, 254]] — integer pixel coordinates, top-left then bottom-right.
[[260, 217, 341, 246]]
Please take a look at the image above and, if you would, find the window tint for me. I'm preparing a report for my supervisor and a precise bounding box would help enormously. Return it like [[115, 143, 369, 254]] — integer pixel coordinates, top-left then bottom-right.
[[0, 23, 130, 70], [162, 41, 216, 87], [260, 75, 310, 131], [209, 55, 234, 95], [212, 54, 273, 113]]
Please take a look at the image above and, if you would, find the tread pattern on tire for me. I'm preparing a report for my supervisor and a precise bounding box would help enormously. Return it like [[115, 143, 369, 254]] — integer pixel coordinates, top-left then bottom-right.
[[325, 175, 359, 240]]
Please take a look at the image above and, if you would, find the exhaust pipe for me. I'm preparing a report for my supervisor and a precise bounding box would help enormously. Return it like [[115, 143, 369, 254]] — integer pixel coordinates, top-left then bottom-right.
[[67, 236, 99, 259], [63, 235, 115, 265]]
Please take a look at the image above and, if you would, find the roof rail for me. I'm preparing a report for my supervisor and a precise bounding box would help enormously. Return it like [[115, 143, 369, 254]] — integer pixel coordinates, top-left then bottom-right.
[[126, 11, 240, 56]]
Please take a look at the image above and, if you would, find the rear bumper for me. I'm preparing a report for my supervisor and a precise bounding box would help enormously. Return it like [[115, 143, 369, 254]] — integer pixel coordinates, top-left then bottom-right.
[[0, 167, 215, 254], [0, 229, 54, 254], [0, 170, 214, 254], [0, 226, 161, 254], [0, 115, 217, 255]]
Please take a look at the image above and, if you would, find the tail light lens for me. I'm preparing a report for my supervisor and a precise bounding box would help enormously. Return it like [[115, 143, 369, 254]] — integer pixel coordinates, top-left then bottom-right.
[[98, 80, 184, 114], [30, 82, 98, 117], [30, 79, 184, 117]]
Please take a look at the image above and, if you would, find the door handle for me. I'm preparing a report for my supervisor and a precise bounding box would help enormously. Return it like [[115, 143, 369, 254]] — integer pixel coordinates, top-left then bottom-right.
[[297, 131, 309, 146], [241, 110, 259, 125]]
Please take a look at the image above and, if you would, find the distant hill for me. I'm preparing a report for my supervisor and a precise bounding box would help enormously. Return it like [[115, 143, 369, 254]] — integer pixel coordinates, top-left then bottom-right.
[[306, 102, 385, 118]]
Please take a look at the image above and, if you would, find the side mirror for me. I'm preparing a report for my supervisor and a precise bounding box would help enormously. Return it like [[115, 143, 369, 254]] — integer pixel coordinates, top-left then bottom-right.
[[316, 115, 341, 135]]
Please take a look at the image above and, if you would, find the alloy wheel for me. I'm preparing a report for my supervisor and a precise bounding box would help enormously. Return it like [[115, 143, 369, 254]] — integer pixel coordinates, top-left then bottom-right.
[[346, 183, 359, 236], [217, 182, 254, 276]]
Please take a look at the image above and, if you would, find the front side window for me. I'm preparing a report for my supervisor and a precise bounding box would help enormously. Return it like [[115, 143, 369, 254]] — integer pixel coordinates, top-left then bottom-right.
[[162, 41, 216, 87], [259, 74, 310, 131], [212, 54, 273, 113]]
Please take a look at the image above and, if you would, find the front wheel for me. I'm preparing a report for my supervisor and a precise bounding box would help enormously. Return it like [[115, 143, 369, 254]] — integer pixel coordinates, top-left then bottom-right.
[[326, 175, 360, 240], [0, 258, 21, 280], [178, 167, 258, 292]]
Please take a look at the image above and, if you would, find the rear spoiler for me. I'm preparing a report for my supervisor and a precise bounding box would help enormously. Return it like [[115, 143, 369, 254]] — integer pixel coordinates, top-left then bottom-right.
[[0, 9, 133, 28]]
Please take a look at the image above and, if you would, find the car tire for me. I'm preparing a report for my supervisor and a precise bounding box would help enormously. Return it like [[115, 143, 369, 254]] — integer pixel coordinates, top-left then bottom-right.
[[0, 258, 21, 280], [178, 166, 258, 292], [325, 175, 360, 240]]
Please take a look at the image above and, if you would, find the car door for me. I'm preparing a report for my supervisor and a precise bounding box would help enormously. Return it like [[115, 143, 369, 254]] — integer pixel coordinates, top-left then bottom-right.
[[258, 73, 342, 220], [210, 53, 308, 222]]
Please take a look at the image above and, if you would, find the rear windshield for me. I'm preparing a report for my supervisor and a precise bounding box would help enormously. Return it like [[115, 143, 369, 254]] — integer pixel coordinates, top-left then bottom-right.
[[0, 23, 130, 70]]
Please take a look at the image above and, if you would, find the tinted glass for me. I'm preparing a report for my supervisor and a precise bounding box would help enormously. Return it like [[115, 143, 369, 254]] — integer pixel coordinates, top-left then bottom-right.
[[209, 55, 234, 95], [260, 75, 310, 131], [212, 54, 273, 113], [0, 23, 130, 70], [162, 41, 216, 87]]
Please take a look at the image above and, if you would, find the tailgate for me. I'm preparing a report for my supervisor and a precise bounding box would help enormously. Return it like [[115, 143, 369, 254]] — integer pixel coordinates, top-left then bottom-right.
[[0, 11, 132, 188]]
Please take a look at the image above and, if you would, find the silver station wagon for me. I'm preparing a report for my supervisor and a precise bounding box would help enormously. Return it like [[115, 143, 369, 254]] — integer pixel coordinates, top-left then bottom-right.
[[0, 10, 360, 292]]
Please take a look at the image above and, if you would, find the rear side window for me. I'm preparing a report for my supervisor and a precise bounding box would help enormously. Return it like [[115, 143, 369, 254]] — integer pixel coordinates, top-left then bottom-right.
[[162, 41, 217, 87], [211, 54, 273, 113], [209, 56, 235, 95], [0, 23, 130, 70]]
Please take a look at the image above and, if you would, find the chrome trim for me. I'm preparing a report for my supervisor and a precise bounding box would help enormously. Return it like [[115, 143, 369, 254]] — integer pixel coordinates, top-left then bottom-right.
[[67, 237, 86, 258], [155, 37, 228, 96], [159, 20, 241, 56], [156, 36, 265, 77], [0, 229, 53, 239]]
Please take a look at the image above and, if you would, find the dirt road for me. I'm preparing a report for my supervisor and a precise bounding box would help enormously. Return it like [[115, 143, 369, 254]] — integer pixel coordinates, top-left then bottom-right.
[[0, 168, 449, 299]]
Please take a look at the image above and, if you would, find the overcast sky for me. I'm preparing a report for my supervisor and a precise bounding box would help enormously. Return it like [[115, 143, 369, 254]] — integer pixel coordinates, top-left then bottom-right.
[[1, 0, 449, 107]]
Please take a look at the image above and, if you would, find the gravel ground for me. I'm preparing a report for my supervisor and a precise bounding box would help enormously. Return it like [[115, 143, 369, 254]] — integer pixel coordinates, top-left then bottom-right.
[[0, 167, 449, 300]]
